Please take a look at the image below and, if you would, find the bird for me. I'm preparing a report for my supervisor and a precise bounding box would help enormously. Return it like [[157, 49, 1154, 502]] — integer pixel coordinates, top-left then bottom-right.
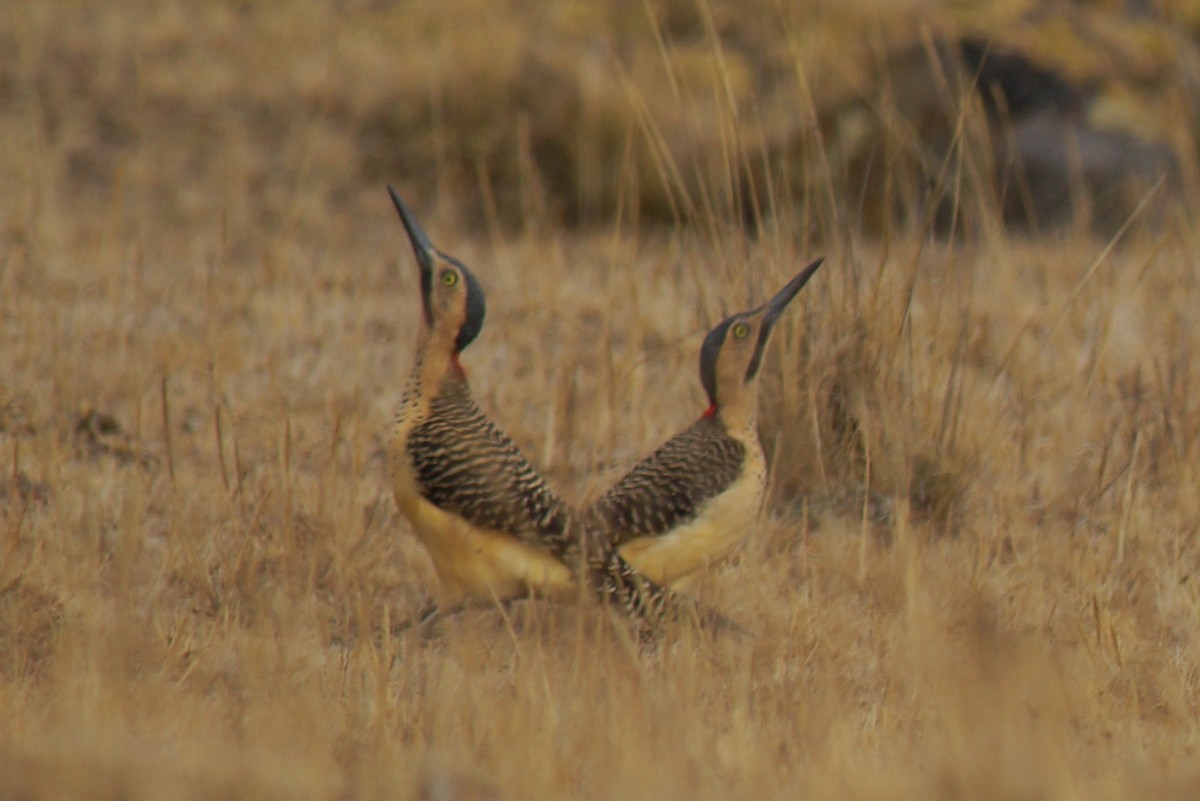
[[585, 258, 824, 589], [384, 186, 730, 632]]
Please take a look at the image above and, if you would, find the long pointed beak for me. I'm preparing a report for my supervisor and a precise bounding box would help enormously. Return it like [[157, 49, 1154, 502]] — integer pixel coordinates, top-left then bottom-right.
[[387, 185, 436, 274], [741, 256, 825, 385], [761, 257, 824, 328]]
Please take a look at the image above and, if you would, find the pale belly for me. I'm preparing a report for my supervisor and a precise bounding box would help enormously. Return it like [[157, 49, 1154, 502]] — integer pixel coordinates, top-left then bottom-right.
[[617, 469, 764, 588], [391, 432, 574, 603]]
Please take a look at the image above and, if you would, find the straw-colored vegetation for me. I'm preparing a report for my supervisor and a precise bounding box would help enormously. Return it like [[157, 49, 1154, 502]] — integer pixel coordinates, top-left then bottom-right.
[[3, 2, 1200, 799]]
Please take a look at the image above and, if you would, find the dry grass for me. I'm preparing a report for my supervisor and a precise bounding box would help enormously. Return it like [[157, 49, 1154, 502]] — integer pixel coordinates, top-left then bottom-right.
[[3, 2, 1200, 799]]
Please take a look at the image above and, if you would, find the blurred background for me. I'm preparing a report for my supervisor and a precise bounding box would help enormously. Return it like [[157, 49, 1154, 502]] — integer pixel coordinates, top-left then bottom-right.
[[5, 0, 1198, 267]]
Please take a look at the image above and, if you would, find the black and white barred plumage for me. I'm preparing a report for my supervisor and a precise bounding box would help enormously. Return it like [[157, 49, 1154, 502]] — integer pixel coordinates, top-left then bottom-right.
[[406, 371, 577, 560], [588, 415, 746, 543], [401, 369, 730, 628]]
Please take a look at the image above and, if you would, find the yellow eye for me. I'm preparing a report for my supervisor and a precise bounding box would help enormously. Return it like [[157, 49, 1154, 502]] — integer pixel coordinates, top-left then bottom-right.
[[440, 269, 458, 287], [732, 322, 750, 339]]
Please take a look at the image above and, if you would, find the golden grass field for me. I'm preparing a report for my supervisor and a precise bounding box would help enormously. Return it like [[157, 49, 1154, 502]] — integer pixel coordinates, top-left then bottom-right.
[[4, 2, 1200, 799]]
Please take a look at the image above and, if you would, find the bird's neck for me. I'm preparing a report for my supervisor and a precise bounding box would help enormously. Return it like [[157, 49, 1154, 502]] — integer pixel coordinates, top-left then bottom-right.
[[410, 324, 467, 401], [710, 387, 759, 438]]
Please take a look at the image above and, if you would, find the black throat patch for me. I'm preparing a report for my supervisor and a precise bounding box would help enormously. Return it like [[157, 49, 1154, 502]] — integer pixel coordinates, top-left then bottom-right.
[[699, 318, 734, 407], [455, 261, 487, 353], [743, 320, 777, 384]]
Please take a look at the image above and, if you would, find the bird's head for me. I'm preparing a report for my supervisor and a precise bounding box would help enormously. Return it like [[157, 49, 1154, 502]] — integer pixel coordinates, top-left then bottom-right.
[[389, 186, 486, 356], [699, 257, 824, 416]]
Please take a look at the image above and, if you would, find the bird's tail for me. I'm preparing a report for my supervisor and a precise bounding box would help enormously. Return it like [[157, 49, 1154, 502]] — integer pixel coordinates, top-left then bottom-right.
[[566, 518, 745, 635], [597, 549, 746, 636]]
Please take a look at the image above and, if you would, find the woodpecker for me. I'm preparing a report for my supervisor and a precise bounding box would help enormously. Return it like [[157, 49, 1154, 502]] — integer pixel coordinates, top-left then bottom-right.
[[587, 259, 824, 588], [385, 187, 729, 632]]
